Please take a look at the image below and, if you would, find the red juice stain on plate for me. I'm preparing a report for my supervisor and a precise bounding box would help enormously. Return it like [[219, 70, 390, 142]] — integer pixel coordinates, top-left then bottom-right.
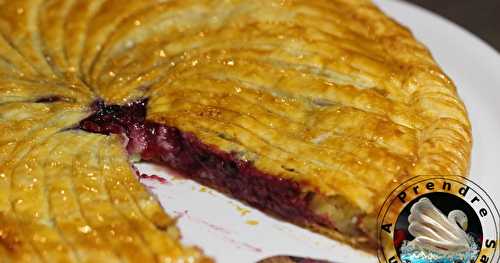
[[148, 163, 187, 180], [173, 210, 263, 253], [140, 173, 168, 184]]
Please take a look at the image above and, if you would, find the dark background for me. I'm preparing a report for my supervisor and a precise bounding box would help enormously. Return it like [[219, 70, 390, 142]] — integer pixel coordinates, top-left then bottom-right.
[[405, 0, 500, 52]]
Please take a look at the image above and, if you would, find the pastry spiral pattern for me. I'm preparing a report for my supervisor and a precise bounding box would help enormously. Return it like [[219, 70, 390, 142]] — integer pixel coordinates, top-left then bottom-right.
[[0, 0, 471, 261]]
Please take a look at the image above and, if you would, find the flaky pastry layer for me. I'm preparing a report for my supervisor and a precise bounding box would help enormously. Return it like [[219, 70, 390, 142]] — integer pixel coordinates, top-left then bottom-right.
[[0, 0, 471, 260]]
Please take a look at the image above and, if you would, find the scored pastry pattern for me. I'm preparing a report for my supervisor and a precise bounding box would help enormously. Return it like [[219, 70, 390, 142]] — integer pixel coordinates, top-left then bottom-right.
[[0, 0, 471, 262]]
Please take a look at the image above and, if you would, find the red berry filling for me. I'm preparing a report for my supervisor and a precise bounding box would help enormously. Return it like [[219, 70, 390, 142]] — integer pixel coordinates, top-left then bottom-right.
[[79, 100, 334, 229]]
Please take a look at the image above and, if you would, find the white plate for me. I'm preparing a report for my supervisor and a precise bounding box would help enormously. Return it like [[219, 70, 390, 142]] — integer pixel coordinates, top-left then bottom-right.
[[136, 1, 500, 262]]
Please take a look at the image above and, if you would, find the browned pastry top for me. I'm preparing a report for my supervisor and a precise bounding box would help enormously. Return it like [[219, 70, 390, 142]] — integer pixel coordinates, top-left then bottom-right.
[[0, 0, 471, 261]]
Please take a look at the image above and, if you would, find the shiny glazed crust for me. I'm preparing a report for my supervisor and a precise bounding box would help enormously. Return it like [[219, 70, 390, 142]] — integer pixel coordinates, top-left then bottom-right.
[[0, 103, 211, 262], [0, 0, 471, 261]]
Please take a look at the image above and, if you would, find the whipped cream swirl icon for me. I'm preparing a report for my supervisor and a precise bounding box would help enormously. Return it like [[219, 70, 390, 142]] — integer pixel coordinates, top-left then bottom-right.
[[399, 198, 480, 263]]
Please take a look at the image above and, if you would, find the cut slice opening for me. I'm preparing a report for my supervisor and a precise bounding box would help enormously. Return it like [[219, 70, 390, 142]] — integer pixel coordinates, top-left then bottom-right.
[[78, 99, 377, 252]]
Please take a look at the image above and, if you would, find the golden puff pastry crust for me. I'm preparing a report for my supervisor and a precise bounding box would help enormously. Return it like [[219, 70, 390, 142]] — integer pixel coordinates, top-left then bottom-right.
[[0, 102, 211, 262], [0, 0, 471, 259]]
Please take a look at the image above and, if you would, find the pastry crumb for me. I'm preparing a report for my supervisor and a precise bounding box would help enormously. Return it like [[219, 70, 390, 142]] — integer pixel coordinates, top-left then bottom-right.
[[236, 206, 251, 216], [245, 220, 259, 226]]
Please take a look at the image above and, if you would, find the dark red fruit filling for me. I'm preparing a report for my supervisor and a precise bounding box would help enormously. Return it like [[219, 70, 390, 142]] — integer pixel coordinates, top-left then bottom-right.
[[80, 100, 149, 155], [79, 100, 333, 228]]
